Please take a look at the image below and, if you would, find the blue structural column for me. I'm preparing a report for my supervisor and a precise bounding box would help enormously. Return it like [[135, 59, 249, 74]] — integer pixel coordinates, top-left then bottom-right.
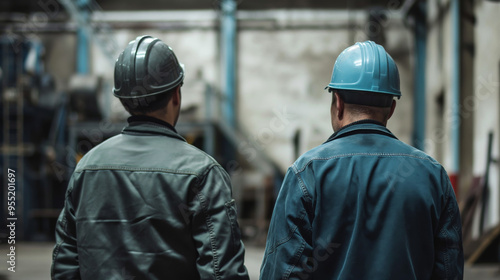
[[412, 2, 427, 150], [221, 0, 237, 128], [76, 0, 90, 74], [450, 0, 461, 193]]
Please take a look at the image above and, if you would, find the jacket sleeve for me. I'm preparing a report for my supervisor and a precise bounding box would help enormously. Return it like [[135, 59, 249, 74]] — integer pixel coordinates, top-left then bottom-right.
[[51, 176, 81, 279], [260, 167, 314, 280], [192, 165, 249, 280], [432, 170, 464, 280]]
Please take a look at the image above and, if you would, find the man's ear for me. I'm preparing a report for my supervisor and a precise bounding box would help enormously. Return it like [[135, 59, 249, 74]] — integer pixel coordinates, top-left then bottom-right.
[[335, 92, 344, 120], [171, 86, 181, 106], [387, 99, 396, 120]]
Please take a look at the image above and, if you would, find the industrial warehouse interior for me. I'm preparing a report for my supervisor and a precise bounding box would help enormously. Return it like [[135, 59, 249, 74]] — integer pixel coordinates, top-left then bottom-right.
[[1, 0, 500, 279]]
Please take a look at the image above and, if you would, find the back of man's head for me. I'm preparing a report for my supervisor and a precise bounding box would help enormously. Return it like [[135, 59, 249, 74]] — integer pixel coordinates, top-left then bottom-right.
[[326, 41, 401, 126], [331, 89, 394, 124]]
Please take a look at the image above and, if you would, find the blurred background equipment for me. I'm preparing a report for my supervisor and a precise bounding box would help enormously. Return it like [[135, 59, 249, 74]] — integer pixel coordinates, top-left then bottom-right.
[[68, 74, 102, 121]]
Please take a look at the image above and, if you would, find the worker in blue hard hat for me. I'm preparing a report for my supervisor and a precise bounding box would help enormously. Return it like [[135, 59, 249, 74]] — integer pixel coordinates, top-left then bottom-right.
[[260, 41, 463, 279], [52, 35, 249, 280]]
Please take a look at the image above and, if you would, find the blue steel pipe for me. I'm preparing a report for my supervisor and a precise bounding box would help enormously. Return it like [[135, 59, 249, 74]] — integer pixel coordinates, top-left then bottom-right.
[[413, 2, 427, 150], [76, 0, 89, 74], [221, 0, 237, 128], [77, 29, 89, 74], [451, 0, 461, 176]]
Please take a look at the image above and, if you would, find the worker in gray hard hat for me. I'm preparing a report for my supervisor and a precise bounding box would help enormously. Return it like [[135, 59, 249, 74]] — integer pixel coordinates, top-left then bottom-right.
[[260, 41, 463, 279], [52, 35, 249, 280]]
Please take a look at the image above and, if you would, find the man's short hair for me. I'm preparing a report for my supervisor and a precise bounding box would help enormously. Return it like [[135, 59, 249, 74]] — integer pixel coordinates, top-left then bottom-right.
[[119, 87, 176, 115], [331, 89, 393, 121], [336, 89, 393, 108]]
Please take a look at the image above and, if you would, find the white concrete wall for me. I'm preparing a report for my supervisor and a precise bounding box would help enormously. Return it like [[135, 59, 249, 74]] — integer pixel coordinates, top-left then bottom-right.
[[45, 9, 414, 173], [472, 0, 500, 235], [238, 29, 344, 170], [237, 11, 413, 171], [426, 0, 500, 235], [425, 0, 454, 166], [425, 0, 474, 191], [42, 34, 77, 93]]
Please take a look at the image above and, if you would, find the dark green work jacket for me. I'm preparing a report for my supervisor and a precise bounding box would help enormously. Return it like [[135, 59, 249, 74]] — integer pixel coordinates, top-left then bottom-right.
[[52, 116, 249, 280]]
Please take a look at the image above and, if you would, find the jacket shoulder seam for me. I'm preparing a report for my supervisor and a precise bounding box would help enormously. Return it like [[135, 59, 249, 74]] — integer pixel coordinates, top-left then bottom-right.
[[198, 164, 222, 181], [181, 142, 221, 166], [74, 165, 204, 177], [295, 153, 436, 174]]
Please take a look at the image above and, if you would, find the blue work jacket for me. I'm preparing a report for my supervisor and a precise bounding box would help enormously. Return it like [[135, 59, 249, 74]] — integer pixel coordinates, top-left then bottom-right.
[[260, 120, 463, 280]]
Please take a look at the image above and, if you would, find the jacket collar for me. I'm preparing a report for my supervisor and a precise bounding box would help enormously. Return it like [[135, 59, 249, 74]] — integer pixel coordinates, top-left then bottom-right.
[[122, 115, 186, 142], [127, 115, 177, 132], [325, 119, 398, 144]]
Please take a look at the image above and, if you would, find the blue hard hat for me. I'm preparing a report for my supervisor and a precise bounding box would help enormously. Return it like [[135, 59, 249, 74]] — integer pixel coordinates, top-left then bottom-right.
[[326, 41, 401, 98]]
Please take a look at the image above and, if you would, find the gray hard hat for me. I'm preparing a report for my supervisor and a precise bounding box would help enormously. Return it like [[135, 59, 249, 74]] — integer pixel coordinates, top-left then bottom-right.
[[113, 35, 184, 99]]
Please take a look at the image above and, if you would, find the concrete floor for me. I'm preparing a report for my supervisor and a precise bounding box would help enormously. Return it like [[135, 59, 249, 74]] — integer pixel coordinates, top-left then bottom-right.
[[0, 243, 498, 280]]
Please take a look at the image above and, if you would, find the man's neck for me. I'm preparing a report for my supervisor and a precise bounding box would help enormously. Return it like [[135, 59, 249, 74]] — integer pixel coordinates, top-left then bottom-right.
[[145, 111, 175, 127], [344, 115, 386, 127], [336, 117, 386, 132]]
